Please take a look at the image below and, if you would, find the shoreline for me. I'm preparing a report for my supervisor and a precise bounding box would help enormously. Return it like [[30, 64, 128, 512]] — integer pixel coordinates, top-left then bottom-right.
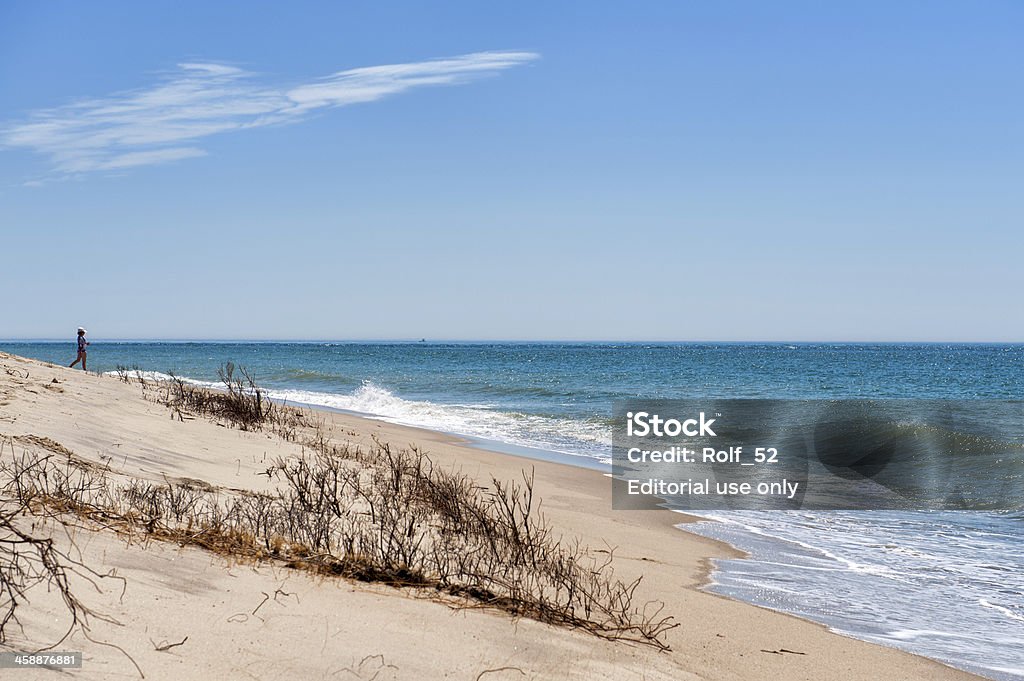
[[0, 351, 986, 680], [298, 402, 1006, 680], [291, 401, 1017, 681]]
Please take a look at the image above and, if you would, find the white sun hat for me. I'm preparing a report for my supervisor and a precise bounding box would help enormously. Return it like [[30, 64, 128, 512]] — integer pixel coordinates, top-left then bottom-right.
[[77, 327, 87, 333]]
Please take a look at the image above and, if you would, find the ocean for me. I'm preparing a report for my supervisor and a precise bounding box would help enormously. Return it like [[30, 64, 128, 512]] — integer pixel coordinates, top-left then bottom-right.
[[4, 340, 1022, 679]]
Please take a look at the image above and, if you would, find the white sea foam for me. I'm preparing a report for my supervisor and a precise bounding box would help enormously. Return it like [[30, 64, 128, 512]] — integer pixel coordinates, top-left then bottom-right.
[[979, 599, 1024, 623], [685, 510, 1024, 681], [102, 369, 216, 387], [266, 381, 612, 463], [102, 371, 611, 462]]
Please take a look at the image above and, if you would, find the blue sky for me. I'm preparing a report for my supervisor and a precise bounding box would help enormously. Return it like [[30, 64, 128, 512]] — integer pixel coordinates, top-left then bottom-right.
[[1, 1, 1021, 341]]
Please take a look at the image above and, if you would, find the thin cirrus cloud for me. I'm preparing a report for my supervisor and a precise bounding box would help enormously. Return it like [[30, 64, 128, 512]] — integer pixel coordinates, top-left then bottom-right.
[[1, 51, 539, 178]]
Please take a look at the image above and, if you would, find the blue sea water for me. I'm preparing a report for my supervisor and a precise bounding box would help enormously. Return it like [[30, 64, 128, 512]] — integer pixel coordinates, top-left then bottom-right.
[[3, 340, 1022, 679]]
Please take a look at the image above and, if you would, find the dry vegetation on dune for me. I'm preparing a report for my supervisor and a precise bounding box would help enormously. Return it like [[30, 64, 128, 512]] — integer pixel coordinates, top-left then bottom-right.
[[1, 364, 677, 652], [0, 440, 126, 652], [1, 495, 89, 644]]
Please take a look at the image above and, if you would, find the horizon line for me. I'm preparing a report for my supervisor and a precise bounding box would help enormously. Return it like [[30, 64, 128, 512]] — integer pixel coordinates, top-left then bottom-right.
[[2, 338, 1022, 345]]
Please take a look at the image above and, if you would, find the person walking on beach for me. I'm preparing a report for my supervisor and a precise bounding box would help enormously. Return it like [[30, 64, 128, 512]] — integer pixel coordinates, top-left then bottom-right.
[[69, 327, 89, 370]]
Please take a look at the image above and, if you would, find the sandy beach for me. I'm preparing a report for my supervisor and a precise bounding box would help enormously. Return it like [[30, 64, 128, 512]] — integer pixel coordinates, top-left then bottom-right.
[[0, 351, 983, 681]]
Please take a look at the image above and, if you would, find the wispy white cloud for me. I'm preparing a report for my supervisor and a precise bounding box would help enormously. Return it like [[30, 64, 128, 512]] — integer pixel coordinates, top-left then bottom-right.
[[1, 51, 538, 178]]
